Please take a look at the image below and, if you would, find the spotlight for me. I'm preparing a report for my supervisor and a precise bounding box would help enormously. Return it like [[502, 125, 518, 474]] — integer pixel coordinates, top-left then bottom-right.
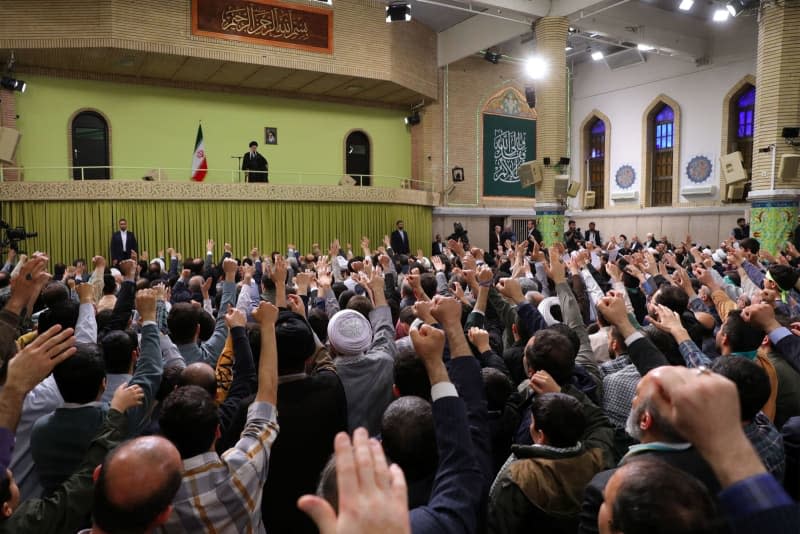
[[678, 0, 694, 10], [404, 112, 420, 126], [637, 43, 654, 51], [524, 56, 547, 80], [484, 50, 501, 64], [591, 50, 604, 61], [565, 46, 573, 52], [0, 77, 26, 93], [712, 8, 729, 21], [386, 2, 411, 22]]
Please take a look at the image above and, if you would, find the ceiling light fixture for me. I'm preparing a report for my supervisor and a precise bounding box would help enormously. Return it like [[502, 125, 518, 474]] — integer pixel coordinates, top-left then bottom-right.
[[591, 50, 604, 61], [637, 44, 654, 51], [525, 56, 548, 79], [386, 2, 411, 22], [484, 50, 501, 64], [712, 7, 730, 21], [0, 76, 26, 93], [678, 0, 694, 10], [565, 46, 573, 51], [404, 111, 421, 126]]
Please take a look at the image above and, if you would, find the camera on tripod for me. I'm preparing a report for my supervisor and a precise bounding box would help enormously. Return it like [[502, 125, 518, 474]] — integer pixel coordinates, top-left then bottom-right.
[[0, 220, 37, 253]]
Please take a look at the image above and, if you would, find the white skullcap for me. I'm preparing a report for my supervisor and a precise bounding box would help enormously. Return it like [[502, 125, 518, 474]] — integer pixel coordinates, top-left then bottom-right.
[[150, 258, 165, 271], [110, 268, 122, 277], [327, 309, 373, 355]]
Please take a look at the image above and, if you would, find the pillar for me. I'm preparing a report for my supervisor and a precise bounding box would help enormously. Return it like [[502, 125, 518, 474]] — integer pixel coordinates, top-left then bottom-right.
[[533, 17, 569, 246], [749, 2, 800, 253]]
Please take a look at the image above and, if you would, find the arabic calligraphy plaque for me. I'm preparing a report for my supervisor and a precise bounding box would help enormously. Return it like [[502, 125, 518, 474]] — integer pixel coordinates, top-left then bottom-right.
[[192, 0, 332, 53]]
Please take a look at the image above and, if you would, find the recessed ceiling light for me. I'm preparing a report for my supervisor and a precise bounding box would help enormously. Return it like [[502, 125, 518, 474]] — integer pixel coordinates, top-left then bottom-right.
[[637, 44, 654, 51], [591, 50, 604, 61], [678, 0, 694, 10], [565, 46, 573, 51]]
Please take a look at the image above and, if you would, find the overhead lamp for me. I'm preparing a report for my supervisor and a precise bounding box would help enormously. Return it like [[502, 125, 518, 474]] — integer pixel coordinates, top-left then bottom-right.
[[386, 2, 411, 22], [404, 111, 420, 126], [0, 76, 26, 93], [712, 7, 730, 21], [484, 50, 501, 64], [637, 43, 654, 51], [678, 0, 694, 10], [565, 46, 573, 51], [591, 50, 604, 61], [524, 56, 548, 80]]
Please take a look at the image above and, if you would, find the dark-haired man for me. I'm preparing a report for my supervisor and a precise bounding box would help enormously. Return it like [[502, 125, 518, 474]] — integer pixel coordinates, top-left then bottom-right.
[[30, 290, 163, 495], [242, 141, 268, 183], [110, 219, 138, 265], [733, 217, 750, 241], [391, 220, 410, 255], [219, 309, 347, 534], [489, 393, 606, 533], [158, 301, 280, 532]]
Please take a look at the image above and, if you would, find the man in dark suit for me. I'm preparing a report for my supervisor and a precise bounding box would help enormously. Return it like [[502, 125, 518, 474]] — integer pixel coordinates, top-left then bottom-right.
[[390, 220, 410, 255], [526, 219, 543, 252], [584, 221, 602, 247], [489, 225, 503, 253], [109, 218, 138, 265], [431, 234, 446, 256], [733, 217, 750, 241], [242, 141, 268, 183]]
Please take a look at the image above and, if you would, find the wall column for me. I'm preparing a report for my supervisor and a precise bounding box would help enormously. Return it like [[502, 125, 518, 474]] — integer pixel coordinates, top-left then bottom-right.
[[533, 16, 569, 246], [749, 2, 800, 253]]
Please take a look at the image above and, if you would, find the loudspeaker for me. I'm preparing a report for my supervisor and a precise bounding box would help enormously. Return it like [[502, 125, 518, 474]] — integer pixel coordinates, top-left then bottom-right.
[[525, 86, 536, 108], [719, 151, 747, 185], [778, 154, 800, 182], [0, 127, 21, 164], [543, 157, 551, 166]]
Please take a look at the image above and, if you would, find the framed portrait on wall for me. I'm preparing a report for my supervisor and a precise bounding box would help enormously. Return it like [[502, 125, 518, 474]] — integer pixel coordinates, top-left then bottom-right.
[[265, 127, 278, 145]]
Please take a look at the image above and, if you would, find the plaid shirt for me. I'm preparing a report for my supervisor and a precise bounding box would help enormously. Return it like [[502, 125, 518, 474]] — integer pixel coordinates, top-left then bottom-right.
[[158, 401, 279, 534], [745, 412, 785, 482], [601, 355, 640, 429]]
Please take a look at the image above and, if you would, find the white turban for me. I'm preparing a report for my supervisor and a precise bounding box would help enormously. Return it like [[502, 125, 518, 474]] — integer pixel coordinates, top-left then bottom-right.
[[327, 309, 373, 355], [538, 296, 561, 326]]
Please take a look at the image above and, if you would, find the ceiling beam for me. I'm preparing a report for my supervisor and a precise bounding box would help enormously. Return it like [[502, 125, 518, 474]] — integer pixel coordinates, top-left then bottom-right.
[[443, 0, 612, 18], [437, 14, 529, 66], [573, 2, 710, 59]]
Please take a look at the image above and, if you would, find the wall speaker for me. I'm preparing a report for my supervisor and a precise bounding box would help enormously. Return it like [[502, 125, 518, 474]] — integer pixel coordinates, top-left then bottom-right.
[[0, 127, 21, 164], [525, 86, 536, 108]]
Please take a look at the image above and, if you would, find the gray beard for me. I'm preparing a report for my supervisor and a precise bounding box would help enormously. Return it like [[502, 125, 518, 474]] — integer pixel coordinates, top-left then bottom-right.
[[625, 408, 643, 441]]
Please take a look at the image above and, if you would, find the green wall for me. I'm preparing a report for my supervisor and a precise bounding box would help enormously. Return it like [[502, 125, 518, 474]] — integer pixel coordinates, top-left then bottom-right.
[[14, 75, 412, 185]]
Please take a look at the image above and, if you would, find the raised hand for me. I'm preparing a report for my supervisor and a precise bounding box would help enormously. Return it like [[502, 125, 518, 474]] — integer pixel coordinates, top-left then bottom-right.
[[110, 384, 145, 413], [287, 294, 307, 318], [530, 369, 560, 394], [225, 306, 247, 329], [135, 288, 157, 322], [76, 282, 94, 304], [271, 255, 287, 285], [252, 300, 279, 326], [496, 277, 525, 304], [596, 292, 629, 327], [297, 429, 410, 534], [467, 326, 491, 353], [410, 324, 446, 365], [5, 325, 76, 394], [544, 247, 566, 285]]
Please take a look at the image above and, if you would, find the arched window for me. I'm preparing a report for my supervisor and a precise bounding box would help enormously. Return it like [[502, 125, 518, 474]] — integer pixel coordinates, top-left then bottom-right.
[[70, 110, 110, 180], [650, 104, 674, 207], [345, 130, 371, 186], [730, 84, 755, 200], [588, 118, 606, 209]]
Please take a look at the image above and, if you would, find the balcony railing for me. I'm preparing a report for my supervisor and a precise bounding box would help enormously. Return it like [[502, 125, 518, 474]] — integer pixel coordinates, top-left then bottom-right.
[[0, 165, 435, 191]]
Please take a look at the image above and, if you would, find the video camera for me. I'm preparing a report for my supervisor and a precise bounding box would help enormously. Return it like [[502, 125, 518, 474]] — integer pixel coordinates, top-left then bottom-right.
[[0, 220, 37, 254]]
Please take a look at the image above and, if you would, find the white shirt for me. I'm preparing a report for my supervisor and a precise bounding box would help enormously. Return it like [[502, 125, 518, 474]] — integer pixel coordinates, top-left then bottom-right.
[[120, 230, 128, 251]]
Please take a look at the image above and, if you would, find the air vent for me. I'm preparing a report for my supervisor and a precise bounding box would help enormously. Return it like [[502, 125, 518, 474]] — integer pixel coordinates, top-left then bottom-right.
[[604, 48, 646, 70]]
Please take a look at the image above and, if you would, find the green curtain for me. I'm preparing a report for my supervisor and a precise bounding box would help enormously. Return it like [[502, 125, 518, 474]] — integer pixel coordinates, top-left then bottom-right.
[[0, 200, 432, 264]]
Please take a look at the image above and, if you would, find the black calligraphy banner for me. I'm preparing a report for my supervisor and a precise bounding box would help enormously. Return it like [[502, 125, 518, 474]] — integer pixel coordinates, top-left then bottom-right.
[[482, 113, 536, 197], [192, 0, 332, 53]]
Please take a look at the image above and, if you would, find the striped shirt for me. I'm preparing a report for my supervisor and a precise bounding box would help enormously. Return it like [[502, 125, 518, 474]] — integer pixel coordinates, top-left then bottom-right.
[[158, 401, 279, 534]]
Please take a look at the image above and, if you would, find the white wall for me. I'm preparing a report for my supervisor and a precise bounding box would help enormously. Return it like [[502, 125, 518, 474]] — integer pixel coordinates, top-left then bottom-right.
[[569, 17, 757, 209]]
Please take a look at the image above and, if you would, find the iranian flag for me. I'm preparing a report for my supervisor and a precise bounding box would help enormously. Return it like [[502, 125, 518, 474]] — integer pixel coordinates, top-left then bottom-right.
[[191, 124, 208, 182]]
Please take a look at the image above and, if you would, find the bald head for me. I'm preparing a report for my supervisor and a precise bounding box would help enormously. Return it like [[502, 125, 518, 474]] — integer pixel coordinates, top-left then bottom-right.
[[178, 362, 216, 398], [93, 436, 183, 533]]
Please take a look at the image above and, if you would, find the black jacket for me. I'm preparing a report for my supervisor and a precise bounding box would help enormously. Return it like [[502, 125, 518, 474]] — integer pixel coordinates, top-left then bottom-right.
[[242, 151, 269, 182]]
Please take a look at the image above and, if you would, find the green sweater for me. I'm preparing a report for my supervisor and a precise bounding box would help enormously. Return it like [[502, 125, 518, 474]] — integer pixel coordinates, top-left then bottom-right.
[[0, 409, 128, 534]]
